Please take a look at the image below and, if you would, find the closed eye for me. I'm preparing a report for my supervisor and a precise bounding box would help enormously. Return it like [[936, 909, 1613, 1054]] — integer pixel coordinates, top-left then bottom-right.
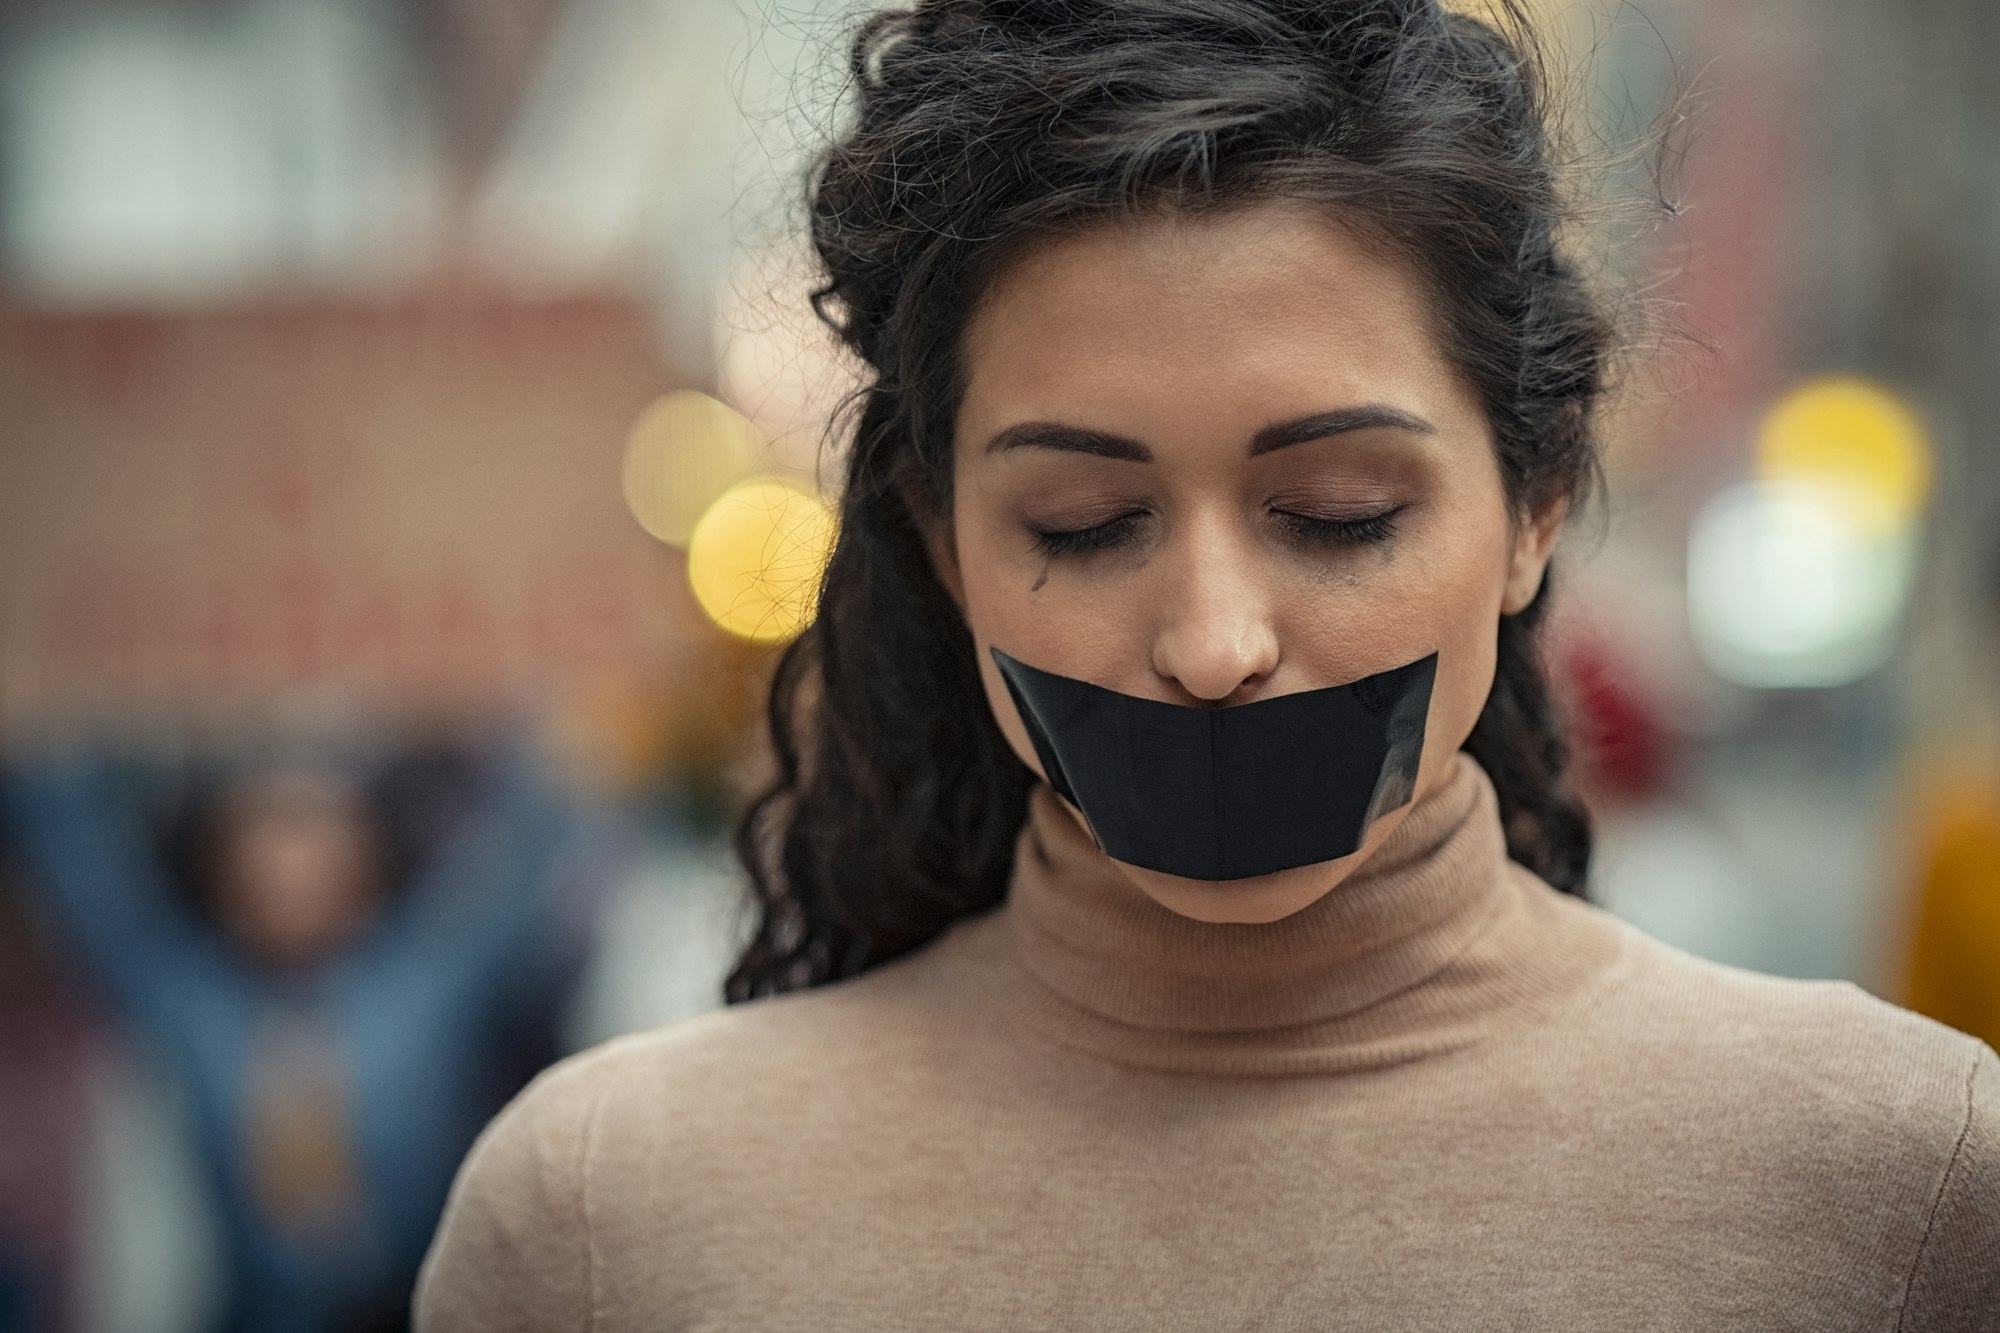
[[1027, 506, 1402, 559], [1273, 507, 1402, 546], [1028, 510, 1147, 558]]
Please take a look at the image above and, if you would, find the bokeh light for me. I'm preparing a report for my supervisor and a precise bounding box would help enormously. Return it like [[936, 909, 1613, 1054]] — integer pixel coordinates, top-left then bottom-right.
[[1753, 376, 1933, 536], [620, 390, 766, 547], [1686, 478, 1918, 689], [684, 476, 837, 643]]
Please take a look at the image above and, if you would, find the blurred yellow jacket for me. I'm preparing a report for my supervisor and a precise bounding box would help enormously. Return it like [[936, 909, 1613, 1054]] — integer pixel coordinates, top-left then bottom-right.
[[1899, 763, 2000, 1051]]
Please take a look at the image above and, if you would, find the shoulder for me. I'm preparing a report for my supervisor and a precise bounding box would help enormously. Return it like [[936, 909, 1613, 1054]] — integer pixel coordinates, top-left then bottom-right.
[[1571, 916, 1999, 1325], [408, 1011, 837, 1332], [412, 918, 1003, 1330], [1585, 917, 1983, 1117], [1902, 1035, 2000, 1331], [1568, 915, 1985, 1141], [411, 1040, 607, 1331]]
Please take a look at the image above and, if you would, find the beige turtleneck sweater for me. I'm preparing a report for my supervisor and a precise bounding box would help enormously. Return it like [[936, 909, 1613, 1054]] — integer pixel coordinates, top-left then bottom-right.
[[413, 752, 1999, 1330]]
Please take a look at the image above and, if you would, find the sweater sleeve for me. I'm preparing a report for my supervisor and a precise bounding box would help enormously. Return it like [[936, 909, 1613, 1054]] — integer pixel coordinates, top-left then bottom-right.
[[411, 1055, 605, 1332], [1900, 1039, 2000, 1332]]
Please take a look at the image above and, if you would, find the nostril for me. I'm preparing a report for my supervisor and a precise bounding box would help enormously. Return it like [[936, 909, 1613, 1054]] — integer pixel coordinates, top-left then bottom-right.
[[1163, 670, 1270, 709], [1150, 617, 1282, 706]]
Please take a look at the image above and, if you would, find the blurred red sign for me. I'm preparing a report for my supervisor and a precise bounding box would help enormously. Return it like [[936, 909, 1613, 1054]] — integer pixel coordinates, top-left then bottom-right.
[[0, 295, 704, 740]]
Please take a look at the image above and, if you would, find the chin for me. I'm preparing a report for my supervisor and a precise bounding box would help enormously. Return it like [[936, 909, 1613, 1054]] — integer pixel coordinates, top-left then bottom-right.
[[1105, 797, 1423, 925], [1113, 855, 1363, 925]]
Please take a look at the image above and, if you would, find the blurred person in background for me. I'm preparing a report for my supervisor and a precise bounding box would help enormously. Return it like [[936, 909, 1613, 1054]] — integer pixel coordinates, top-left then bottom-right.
[[0, 828, 94, 1333], [1895, 540, 2000, 1054], [0, 727, 613, 1333]]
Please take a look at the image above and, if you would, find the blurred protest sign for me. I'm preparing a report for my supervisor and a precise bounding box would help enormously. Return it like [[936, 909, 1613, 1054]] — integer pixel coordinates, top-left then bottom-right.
[[0, 295, 724, 757]]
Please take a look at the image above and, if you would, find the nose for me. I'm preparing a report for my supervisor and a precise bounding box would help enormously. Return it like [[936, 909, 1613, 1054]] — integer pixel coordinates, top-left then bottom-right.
[[1148, 520, 1281, 706]]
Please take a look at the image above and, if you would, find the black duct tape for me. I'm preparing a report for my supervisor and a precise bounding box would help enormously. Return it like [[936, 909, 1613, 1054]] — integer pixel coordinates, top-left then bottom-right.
[[990, 644, 1438, 881]]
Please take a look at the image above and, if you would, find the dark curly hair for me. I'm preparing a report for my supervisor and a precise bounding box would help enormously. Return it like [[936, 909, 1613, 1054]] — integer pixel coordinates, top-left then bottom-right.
[[727, 0, 1661, 1002]]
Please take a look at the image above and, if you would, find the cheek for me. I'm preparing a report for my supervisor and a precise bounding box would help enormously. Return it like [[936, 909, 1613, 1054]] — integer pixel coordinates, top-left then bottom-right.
[[1392, 509, 1513, 794], [1272, 502, 1512, 792], [1427, 591, 1502, 750], [953, 523, 1075, 785], [977, 651, 1046, 785]]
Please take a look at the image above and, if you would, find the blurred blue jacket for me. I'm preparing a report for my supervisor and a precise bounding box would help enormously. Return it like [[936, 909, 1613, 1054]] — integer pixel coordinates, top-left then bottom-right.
[[0, 729, 611, 1333]]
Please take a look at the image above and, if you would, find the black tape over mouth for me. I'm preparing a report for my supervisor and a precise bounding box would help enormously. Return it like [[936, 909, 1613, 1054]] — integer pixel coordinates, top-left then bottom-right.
[[990, 645, 1437, 881]]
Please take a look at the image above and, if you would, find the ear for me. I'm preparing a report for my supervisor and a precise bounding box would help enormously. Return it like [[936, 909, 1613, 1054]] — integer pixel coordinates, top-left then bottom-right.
[[1501, 494, 1568, 616]]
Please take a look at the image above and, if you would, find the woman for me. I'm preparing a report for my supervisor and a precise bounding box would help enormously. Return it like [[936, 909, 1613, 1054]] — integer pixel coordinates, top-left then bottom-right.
[[416, 1, 1999, 1327]]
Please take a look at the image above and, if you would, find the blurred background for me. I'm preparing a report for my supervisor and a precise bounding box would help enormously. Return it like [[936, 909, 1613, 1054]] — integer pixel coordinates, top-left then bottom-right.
[[1, 0, 1996, 1329]]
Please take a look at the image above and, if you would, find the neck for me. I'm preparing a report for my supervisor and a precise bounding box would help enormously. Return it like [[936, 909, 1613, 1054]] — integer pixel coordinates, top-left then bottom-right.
[[994, 750, 1627, 1076]]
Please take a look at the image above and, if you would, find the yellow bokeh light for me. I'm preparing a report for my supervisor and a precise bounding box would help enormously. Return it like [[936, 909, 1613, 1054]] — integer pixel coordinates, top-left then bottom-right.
[[621, 390, 766, 547], [685, 477, 838, 643], [1754, 377, 1933, 535]]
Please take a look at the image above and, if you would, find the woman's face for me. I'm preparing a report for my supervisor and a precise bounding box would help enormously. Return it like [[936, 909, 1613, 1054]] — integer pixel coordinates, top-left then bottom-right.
[[929, 201, 1564, 925]]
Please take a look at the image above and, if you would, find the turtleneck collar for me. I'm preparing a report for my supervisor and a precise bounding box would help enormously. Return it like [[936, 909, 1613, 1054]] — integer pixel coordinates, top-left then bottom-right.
[[991, 750, 1628, 1076]]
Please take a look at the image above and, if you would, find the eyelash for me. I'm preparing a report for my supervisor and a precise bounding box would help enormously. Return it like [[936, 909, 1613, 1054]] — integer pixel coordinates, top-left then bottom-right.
[[1028, 507, 1403, 559]]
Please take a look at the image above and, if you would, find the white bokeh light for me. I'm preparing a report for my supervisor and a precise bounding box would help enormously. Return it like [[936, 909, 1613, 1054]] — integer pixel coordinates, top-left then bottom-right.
[[1686, 478, 1919, 688]]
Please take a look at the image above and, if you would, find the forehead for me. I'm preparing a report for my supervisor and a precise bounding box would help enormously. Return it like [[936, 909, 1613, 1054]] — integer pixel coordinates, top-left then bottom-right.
[[957, 202, 1472, 451]]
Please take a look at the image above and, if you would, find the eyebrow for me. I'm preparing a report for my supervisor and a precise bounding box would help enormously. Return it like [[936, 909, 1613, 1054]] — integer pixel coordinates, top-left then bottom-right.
[[981, 404, 1437, 462]]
